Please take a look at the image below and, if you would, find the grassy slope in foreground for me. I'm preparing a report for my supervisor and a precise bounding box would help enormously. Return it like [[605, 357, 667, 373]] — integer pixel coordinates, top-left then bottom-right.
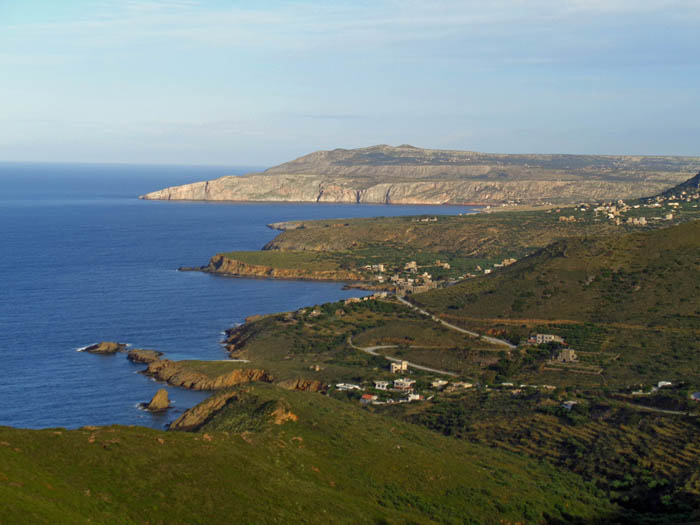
[[0, 384, 611, 524]]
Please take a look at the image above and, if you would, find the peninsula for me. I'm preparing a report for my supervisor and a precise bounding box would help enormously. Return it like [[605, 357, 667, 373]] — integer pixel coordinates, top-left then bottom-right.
[[139, 144, 700, 206]]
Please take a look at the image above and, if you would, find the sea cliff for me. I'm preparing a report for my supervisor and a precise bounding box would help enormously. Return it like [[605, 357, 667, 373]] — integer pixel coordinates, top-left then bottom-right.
[[140, 144, 699, 206], [197, 253, 363, 282]]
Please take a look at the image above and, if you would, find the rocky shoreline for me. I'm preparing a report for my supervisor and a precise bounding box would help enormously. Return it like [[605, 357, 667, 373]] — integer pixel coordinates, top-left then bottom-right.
[[178, 253, 381, 289], [139, 145, 697, 206], [82, 339, 328, 429]]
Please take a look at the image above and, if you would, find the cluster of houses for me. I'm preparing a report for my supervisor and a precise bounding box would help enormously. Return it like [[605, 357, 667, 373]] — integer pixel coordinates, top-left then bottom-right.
[[647, 184, 699, 205], [358, 259, 446, 293], [356, 253, 523, 292], [335, 378, 424, 405], [590, 194, 694, 226], [343, 291, 389, 306], [335, 372, 562, 406]]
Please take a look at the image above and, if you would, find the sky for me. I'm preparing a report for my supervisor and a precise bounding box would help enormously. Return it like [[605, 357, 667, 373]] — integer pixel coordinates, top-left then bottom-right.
[[0, 0, 698, 165]]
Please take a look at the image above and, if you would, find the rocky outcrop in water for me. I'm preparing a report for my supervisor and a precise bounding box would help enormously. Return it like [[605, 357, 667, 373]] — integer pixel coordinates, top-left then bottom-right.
[[84, 342, 127, 354], [146, 389, 170, 411], [140, 145, 698, 206]]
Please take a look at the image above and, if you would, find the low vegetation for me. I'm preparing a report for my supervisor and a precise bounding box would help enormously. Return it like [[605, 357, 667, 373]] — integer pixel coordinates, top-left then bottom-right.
[[413, 221, 700, 386], [379, 389, 700, 524], [0, 384, 612, 524]]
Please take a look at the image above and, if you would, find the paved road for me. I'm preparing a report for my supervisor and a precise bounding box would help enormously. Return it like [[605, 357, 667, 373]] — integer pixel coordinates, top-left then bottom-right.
[[347, 338, 458, 377], [395, 296, 516, 349]]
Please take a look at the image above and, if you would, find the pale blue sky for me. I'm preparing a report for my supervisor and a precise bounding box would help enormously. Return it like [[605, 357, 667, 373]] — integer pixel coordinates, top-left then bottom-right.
[[1, 0, 698, 165]]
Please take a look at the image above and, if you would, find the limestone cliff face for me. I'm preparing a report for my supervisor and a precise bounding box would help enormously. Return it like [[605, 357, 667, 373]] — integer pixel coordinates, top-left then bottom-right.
[[204, 254, 362, 281], [145, 359, 273, 390], [140, 145, 698, 205]]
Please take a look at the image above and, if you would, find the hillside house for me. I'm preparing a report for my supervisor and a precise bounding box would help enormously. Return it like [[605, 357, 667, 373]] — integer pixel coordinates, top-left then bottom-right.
[[394, 378, 416, 390], [431, 379, 448, 389], [534, 333, 565, 345], [373, 380, 390, 390], [390, 361, 409, 373], [360, 393, 378, 403], [556, 349, 578, 363], [335, 383, 362, 391], [411, 281, 437, 294]]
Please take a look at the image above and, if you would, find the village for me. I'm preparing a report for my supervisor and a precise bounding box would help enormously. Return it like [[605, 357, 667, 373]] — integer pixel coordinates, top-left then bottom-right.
[[332, 332, 579, 407], [357, 256, 519, 296], [330, 328, 689, 415], [563, 186, 698, 227]]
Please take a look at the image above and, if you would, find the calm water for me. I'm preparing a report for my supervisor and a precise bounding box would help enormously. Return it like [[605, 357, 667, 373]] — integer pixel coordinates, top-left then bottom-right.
[[0, 162, 478, 429]]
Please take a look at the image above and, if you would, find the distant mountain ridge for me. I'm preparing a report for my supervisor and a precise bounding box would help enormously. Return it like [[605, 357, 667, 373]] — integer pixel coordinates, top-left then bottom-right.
[[140, 145, 700, 205]]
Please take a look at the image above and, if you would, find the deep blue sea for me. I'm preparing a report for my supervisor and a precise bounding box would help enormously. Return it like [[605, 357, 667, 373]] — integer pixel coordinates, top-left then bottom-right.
[[0, 162, 478, 430]]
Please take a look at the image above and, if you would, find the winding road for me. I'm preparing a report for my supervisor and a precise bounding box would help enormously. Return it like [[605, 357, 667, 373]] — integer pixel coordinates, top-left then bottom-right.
[[395, 296, 516, 349], [347, 338, 458, 377], [347, 296, 516, 378]]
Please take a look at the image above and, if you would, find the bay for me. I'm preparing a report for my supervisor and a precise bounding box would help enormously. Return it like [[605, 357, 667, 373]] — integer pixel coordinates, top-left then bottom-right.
[[0, 162, 478, 429]]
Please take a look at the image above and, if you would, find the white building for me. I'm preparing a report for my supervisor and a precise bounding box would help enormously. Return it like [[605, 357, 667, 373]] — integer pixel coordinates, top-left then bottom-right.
[[394, 378, 415, 390]]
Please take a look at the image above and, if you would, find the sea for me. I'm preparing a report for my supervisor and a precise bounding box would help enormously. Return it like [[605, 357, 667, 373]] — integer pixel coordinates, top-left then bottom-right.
[[0, 162, 478, 430]]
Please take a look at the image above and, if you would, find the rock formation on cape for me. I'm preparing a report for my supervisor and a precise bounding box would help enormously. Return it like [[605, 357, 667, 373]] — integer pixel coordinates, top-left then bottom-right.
[[127, 349, 164, 364], [140, 145, 699, 206], [146, 389, 170, 411]]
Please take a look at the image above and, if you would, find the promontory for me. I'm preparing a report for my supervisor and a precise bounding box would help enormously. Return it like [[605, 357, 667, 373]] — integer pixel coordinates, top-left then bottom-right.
[[139, 144, 700, 206]]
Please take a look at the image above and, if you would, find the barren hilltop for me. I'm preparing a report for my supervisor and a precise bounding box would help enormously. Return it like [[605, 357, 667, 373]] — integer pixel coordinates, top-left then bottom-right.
[[140, 144, 700, 205]]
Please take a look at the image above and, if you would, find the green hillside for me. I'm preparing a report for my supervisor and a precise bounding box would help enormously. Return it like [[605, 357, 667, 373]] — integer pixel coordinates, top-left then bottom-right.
[[416, 220, 699, 324], [380, 388, 700, 523], [0, 384, 611, 524], [413, 221, 700, 385]]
